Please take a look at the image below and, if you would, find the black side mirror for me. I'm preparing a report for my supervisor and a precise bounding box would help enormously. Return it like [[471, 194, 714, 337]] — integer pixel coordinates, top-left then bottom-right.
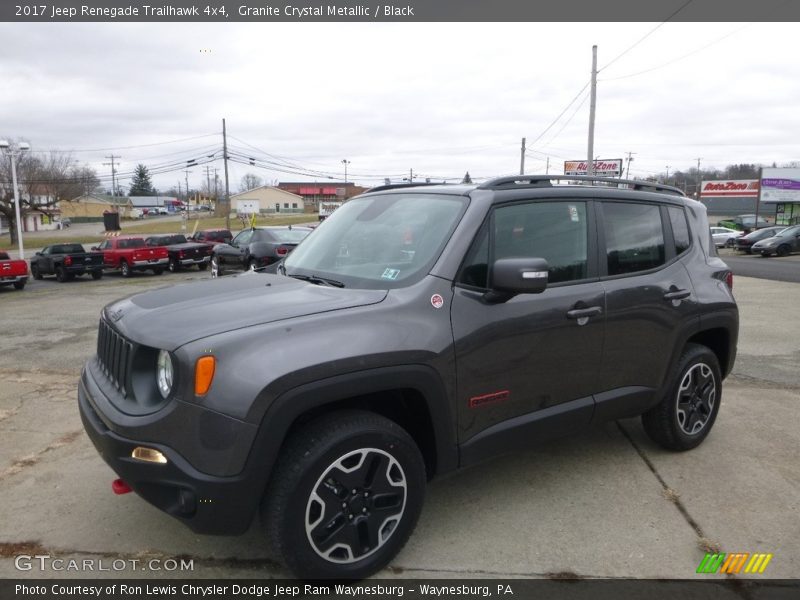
[[484, 257, 549, 303], [91, 246, 98, 251]]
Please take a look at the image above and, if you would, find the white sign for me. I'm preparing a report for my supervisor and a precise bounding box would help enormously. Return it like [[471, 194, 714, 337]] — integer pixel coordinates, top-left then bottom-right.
[[564, 159, 623, 177], [760, 168, 800, 204]]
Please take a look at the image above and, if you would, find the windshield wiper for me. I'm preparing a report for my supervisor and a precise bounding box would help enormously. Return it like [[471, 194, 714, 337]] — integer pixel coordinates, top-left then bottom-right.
[[287, 273, 345, 288]]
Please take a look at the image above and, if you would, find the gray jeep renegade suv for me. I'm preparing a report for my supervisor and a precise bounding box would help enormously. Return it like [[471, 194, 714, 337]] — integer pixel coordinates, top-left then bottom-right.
[[79, 175, 738, 579]]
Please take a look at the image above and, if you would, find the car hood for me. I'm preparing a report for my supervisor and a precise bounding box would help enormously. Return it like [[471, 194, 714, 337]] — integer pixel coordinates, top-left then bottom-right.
[[104, 274, 388, 350], [752, 238, 779, 247]]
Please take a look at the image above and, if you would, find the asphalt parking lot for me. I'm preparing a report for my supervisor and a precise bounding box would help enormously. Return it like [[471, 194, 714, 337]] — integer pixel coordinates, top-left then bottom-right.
[[0, 269, 798, 580]]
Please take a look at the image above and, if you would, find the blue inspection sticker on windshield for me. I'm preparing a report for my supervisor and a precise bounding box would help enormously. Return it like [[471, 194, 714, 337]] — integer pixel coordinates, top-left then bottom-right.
[[381, 268, 400, 280]]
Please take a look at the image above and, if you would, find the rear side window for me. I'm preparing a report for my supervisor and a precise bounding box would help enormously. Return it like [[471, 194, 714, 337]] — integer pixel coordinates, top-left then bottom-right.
[[668, 206, 691, 255], [602, 202, 665, 276]]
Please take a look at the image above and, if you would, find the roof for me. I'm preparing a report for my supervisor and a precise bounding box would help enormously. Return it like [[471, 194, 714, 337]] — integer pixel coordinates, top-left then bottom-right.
[[229, 186, 304, 200], [129, 196, 178, 207]]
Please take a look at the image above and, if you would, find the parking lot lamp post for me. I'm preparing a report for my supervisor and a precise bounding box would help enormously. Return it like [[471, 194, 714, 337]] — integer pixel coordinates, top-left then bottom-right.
[[0, 140, 30, 259]]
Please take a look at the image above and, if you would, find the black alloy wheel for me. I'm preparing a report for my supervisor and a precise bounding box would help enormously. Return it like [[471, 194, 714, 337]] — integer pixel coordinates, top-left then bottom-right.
[[262, 411, 425, 579], [642, 343, 722, 451]]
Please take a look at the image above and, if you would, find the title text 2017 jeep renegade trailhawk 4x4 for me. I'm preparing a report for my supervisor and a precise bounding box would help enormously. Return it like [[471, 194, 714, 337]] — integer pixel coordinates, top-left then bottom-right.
[[79, 176, 738, 579]]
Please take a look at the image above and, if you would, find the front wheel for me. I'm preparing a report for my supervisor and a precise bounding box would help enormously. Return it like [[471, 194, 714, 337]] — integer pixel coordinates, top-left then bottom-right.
[[31, 265, 43, 280], [91, 270, 103, 280], [168, 258, 179, 272], [724, 238, 735, 248], [152, 268, 163, 275], [197, 262, 208, 271], [262, 411, 426, 579], [642, 343, 722, 451], [776, 245, 791, 257], [211, 257, 222, 278], [120, 261, 131, 277]]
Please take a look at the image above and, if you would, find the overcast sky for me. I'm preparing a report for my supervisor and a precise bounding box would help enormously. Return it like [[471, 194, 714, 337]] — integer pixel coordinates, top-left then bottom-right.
[[2, 21, 799, 192]]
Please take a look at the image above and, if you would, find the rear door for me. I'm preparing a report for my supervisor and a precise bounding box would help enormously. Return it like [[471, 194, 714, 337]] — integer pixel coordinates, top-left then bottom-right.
[[452, 199, 605, 458], [594, 200, 697, 418]]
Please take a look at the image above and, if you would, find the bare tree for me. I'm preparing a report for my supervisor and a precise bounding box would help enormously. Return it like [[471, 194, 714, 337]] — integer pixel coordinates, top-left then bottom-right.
[[239, 173, 263, 192]]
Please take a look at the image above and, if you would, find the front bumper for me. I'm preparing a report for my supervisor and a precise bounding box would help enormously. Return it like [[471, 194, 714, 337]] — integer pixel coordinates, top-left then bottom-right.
[[78, 366, 262, 535]]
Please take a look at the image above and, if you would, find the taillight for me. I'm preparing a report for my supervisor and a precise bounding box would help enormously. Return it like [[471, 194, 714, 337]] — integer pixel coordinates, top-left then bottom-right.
[[276, 246, 289, 256], [64, 255, 72, 266], [179, 251, 185, 258], [725, 272, 733, 290]]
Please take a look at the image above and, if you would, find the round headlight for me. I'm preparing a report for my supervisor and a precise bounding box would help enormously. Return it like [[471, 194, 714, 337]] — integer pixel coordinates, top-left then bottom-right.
[[157, 350, 174, 399]]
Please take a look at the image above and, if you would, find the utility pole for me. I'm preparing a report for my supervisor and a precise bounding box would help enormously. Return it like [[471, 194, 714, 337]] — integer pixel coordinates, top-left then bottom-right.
[[205, 165, 212, 202], [103, 154, 121, 196], [695, 157, 702, 199], [222, 118, 231, 230], [587, 45, 598, 176], [624, 151, 636, 179], [213, 168, 219, 203], [755, 166, 763, 225], [520, 137, 526, 175], [546, 156, 550, 174], [665, 165, 670, 184], [183, 169, 192, 204]]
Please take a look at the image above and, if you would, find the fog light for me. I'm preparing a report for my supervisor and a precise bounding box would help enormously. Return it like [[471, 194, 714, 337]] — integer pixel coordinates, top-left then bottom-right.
[[131, 446, 168, 464]]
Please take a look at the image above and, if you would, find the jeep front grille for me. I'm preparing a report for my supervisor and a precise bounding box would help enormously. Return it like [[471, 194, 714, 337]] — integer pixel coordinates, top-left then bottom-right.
[[97, 319, 133, 397]]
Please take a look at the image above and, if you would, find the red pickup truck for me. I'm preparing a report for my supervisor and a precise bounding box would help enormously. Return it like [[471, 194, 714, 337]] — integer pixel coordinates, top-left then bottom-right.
[[0, 251, 28, 291], [93, 237, 169, 277]]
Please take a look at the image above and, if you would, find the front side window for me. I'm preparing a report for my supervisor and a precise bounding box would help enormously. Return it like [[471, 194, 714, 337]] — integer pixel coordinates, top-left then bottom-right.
[[602, 202, 665, 275], [458, 201, 588, 288], [285, 193, 467, 289], [232, 230, 253, 246]]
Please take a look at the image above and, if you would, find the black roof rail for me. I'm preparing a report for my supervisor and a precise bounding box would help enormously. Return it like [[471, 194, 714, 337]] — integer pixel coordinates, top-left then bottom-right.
[[477, 175, 686, 197], [365, 182, 448, 193]]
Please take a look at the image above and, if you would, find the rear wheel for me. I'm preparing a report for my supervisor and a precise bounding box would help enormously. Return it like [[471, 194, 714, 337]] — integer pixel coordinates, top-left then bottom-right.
[[262, 411, 426, 580], [120, 261, 131, 277], [13, 281, 25, 290], [249, 258, 258, 271], [197, 262, 208, 271], [168, 258, 179, 272], [31, 265, 42, 280], [152, 268, 163, 275], [55, 266, 68, 283], [642, 343, 722, 451], [91, 270, 103, 280], [724, 238, 735, 248]]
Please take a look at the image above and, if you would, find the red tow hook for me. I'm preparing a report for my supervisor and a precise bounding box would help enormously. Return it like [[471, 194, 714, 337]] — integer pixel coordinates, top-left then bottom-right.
[[112, 479, 132, 495]]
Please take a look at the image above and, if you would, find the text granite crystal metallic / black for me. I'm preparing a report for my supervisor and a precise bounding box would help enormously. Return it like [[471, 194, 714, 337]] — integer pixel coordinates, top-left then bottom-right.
[[79, 175, 738, 579]]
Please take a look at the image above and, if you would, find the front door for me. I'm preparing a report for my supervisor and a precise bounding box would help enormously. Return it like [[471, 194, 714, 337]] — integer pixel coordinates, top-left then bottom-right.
[[452, 199, 605, 463]]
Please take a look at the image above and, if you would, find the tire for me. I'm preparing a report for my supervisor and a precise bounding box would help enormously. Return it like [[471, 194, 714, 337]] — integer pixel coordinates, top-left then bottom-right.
[[197, 262, 208, 271], [760, 251, 771, 258], [724, 238, 735, 248], [31, 265, 42, 280], [13, 281, 25, 290], [55, 266, 68, 283], [249, 258, 258, 271], [211, 257, 222, 278], [776, 245, 791, 257], [642, 343, 722, 451], [152, 268, 164, 275], [120, 261, 131, 277], [168, 258, 179, 273], [91, 270, 103, 280], [262, 410, 426, 580]]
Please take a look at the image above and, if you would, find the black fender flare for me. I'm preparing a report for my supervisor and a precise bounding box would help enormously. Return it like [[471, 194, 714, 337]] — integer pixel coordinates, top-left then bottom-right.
[[242, 365, 458, 499]]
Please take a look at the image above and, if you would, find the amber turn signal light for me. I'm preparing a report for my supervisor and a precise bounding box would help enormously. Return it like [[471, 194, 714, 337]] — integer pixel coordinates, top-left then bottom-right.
[[195, 355, 216, 396]]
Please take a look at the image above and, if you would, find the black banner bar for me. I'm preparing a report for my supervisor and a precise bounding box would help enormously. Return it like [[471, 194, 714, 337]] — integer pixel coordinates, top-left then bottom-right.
[[3, 0, 800, 23], [3, 579, 800, 600]]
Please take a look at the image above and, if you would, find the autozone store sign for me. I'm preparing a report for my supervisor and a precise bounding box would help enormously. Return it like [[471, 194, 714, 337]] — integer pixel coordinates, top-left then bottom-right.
[[700, 180, 759, 197], [564, 159, 623, 176]]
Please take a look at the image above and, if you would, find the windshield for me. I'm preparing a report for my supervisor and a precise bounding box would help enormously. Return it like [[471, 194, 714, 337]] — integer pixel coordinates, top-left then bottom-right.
[[284, 193, 467, 289]]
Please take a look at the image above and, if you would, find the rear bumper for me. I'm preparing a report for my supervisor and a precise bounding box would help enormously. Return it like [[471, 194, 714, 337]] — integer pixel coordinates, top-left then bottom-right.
[[132, 258, 169, 269], [78, 366, 262, 535], [0, 274, 27, 285], [180, 256, 210, 266]]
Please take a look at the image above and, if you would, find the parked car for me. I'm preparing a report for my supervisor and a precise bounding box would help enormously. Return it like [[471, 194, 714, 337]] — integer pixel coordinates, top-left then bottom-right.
[[59, 218, 71, 228], [0, 251, 28, 290], [211, 226, 312, 277], [79, 175, 738, 579], [30, 243, 104, 282], [734, 226, 786, 253], [144, 234, 212, 272], [717, 214, 770, 233], [751, 224, 800, 257], [188, 228, 233, 246], [93, 237, 169, 276], [709, 226, 742, 248]]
